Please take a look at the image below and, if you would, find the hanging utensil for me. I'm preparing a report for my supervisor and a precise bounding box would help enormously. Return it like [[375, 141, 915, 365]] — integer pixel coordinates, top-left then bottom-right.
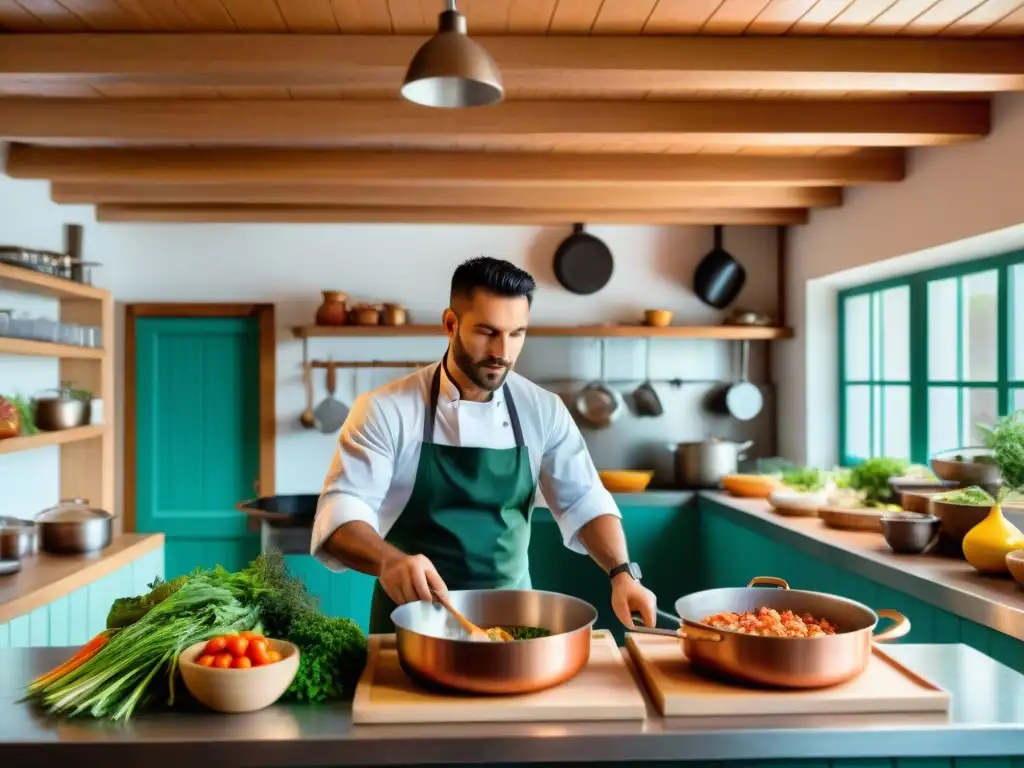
[[723, 340, 763, 421], [313, 364, 350, 434], [299, 363, 316, 429], [631, 338, 663, 417], [693, 225, 746, 310], [575, 339, 624, 428], [553, 223, 614, 295]]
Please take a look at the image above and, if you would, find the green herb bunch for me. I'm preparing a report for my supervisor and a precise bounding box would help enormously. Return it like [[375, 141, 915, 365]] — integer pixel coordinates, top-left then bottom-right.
[[848, 456, 909, 507], [978, 410, 1024, 501], [780, 466, 826, 493]]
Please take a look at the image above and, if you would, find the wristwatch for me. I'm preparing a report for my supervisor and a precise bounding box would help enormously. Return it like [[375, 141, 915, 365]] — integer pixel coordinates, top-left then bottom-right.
[[609, 562, 642, 581]]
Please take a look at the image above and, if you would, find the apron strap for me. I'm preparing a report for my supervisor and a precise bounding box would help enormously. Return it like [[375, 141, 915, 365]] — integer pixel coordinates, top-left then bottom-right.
[[425, 359, 526, 448]]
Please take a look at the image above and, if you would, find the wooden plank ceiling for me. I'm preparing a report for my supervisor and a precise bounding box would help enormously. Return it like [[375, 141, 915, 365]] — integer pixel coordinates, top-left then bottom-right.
[[1, 0, 1024, 224]]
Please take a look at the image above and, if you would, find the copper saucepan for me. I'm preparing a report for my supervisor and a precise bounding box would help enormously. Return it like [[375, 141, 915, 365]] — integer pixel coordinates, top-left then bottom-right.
[[631, 576, 910, 688], [390, 589, 598, 695]]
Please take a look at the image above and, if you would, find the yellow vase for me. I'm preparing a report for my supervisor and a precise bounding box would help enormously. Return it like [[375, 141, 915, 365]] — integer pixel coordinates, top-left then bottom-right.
[[962, 503, 1024, 575]]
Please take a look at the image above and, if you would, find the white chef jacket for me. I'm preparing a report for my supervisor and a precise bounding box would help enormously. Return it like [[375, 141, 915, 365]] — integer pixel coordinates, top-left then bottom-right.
[[310, 361, 620, 573]]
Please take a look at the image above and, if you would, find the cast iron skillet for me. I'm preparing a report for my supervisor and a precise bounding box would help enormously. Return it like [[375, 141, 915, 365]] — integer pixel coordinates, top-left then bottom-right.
[[693, 225, 746, 309], [553, 223, 614, 295]]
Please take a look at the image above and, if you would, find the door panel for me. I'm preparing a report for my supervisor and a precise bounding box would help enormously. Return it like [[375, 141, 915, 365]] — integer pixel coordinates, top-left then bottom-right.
[[134, 316, 261, 578]]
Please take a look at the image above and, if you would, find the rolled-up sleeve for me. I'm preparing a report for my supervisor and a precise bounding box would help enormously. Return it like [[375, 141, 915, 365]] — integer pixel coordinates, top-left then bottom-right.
[[538, 395, 620, 554], [310, 392, 395, 572]]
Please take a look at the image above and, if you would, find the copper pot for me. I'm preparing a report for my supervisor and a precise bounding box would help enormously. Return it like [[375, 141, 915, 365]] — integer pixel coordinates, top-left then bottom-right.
[[632, 576, 909, 688], [315, 291, 348, 326], [350, 304, 381, 325], [381, 303, 407, 326], [390, 589, 597, 694]]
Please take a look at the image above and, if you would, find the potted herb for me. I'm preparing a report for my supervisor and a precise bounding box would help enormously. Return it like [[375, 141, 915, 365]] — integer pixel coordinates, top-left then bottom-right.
[[768, 466, 830, 517], [960, 411, 1024, 574]]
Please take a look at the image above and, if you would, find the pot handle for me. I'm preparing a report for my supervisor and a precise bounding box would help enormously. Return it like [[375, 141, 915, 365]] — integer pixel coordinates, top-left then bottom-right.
[[871, 609, 910, 643], [746, 576, 790, 590], [630, 612, 723, 643]]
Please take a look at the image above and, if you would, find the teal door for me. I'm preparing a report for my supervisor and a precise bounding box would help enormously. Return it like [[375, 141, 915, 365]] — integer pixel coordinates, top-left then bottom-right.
[[134, 316, 262, 579]]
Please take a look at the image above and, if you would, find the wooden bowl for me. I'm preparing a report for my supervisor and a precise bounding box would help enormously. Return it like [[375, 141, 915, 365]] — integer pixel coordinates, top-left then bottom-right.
[[721, 474, 780, 499], [1006, 549, 1024, 587], [599, 469, 654, 493], [179, 638, 299, 713], [643, 309, 673, 328]]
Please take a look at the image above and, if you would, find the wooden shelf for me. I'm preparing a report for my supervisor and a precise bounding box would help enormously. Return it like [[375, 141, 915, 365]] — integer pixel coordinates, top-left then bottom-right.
[[0, 425, 107, 456], [293, 324, 793, 340], [0, 263, 106, 301], [0, 336, 105, 358]]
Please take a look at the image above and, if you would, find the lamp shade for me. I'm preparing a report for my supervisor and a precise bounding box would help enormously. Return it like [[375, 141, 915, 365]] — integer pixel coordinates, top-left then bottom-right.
[[401, 7, 504, 108]]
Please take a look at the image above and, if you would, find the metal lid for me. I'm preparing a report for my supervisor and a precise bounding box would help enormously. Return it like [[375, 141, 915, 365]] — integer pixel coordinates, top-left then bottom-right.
[[36, 498, 112, 523]]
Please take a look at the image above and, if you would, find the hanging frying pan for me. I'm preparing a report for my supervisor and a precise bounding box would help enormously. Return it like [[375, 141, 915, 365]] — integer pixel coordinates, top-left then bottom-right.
[[693, 225, 746, 310], [553, 223, 614, 295], [723, 340, 763, 421]]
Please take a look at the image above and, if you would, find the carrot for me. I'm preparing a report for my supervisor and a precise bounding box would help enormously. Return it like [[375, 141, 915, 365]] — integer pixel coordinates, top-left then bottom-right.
[[31, 631, 110, 688]]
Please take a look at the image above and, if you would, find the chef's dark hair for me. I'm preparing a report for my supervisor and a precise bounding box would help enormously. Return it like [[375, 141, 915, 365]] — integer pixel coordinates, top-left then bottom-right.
[[450, 257, 535, 306]]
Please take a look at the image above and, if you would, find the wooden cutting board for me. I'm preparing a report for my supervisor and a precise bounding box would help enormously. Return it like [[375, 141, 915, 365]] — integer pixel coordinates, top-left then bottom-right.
[[352, 630, 648, 724], [625, 633, 950, 717]]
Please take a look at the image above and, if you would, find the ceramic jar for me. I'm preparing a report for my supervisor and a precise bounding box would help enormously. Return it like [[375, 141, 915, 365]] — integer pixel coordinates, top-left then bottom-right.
[[315, 291, 348, 326]]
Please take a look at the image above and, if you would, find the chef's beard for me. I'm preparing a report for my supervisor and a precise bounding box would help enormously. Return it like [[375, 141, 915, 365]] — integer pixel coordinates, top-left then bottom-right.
[[452, 332, 511, 392]]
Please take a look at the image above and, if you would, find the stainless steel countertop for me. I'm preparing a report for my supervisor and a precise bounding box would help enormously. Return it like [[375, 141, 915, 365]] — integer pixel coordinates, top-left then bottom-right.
[[1, 643, 1022, 766], [699, 492, 1024, 641]]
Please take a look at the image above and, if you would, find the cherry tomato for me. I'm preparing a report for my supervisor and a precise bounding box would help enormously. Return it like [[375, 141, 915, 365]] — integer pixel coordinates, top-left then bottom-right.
[[267, 650, 281, 663], [196, 654, 215, 667], [203, 636, 228, 655], [247, 639, 271, 666], [232, 655, 252, 669], [239, 631, 264, 642], [225, 635, 249, 658], [213, 653, 233, 669]]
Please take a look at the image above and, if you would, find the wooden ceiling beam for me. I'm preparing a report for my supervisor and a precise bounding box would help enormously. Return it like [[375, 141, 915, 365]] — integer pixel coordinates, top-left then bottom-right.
[[94, 204, 810, 225], [2, 35, 1023, 93], [0, 99, 989, 147], [7, 145, 905, 186], [51, 181, 842, 209]]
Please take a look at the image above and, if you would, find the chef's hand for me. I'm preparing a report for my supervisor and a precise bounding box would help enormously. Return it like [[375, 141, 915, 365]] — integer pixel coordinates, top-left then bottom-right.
[[380, 553, 448, 605], [610, 574, 657, 630]]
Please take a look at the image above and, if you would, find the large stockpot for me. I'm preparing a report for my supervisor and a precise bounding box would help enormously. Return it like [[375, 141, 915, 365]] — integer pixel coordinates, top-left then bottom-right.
[[34, 498, 114, 554], [675, 437, 753, 488], [390, 589, 598, 695], [632, 576, 910, 688]]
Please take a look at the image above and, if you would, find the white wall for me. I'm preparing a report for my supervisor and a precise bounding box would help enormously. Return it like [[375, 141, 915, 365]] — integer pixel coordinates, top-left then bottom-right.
[[0, 160, 781, 519], [778, 92, 1024, 468]]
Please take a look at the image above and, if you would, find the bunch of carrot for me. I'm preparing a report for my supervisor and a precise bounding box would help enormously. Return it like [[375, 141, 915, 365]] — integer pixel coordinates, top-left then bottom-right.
[[27, 630, 112, 695]]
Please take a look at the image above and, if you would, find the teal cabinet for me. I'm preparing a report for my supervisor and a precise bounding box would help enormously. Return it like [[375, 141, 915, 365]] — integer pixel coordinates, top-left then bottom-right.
[[0, 547, 165, 649], [698, 497, 1024, 675], [529, 501, 697, 645]]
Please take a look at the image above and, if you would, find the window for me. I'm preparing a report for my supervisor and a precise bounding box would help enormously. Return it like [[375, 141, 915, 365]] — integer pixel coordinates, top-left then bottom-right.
[[838, 250, 1024, 466]]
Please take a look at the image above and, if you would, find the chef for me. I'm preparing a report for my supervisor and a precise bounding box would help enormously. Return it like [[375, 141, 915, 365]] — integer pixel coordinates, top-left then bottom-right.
[[310, 256, 657, 634]]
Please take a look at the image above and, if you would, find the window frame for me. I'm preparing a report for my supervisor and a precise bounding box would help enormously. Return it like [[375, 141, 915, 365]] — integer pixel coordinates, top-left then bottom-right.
[[837, 248, 1024, 467]]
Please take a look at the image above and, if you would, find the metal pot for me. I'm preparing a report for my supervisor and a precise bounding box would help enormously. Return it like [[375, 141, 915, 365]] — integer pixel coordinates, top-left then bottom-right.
[[675, 437, 753, 488], [0, 517, 39, 558], [35, 498, 114, 554], [33, 388, 90, 431], [632, 576, 909, 689], [390, 589, 597, 694]]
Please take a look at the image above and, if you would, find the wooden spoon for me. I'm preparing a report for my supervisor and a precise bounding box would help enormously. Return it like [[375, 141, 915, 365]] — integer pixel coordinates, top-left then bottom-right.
[[299, 363, 315, 429], [430, 590, 511, 642]]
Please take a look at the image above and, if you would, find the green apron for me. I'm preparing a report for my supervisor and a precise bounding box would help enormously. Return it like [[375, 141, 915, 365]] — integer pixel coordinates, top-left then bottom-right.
[[368, 361, 536, 634]]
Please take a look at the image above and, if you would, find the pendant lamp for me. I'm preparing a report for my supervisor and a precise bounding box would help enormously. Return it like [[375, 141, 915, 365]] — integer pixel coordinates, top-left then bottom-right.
[[401, 0, 504, 108]]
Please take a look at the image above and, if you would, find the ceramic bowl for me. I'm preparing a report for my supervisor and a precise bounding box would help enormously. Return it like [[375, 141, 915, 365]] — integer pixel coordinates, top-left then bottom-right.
[[1006, 550, 1024, 587], [928, 498, 990, 557], [880, 512, 940, 555], [179, 638, 299, 713], [767, 487, 826, 517], [721, 474, 780, 499], [599, 469, 654, 493], [930, 448, 1002, 487], [643, 309, 673, 327]]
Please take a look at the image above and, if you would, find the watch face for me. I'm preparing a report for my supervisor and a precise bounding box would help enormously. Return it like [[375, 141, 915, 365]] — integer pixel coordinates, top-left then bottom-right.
[[629, 563, 643, 580]]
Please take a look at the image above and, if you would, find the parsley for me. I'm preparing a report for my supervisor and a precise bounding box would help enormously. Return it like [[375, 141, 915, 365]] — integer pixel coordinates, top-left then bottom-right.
[[979, 410, 1024, 501], [284, 612, 368, 703]]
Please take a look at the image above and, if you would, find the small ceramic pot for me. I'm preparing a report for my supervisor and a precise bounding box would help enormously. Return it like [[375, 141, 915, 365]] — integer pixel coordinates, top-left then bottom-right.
[[315, 291, 348, 326]]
